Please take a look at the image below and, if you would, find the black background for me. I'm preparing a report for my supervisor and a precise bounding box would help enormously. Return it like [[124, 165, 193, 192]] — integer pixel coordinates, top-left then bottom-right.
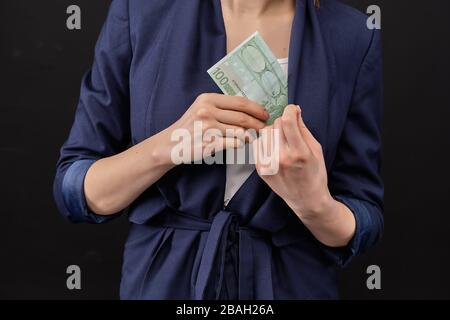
[[1, 0, 449, 299]]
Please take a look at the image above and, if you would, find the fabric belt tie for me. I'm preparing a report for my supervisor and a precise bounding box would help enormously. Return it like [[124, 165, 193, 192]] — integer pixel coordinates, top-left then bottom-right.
[[161, 209, 274, 300]]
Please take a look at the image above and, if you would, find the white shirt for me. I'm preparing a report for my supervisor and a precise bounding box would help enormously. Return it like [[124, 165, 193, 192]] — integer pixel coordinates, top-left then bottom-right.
[[224, 58, 289, 206]]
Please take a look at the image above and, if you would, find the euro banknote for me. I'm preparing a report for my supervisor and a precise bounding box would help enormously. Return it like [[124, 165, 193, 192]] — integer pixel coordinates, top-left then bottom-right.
[[207, 32, 288, 125]]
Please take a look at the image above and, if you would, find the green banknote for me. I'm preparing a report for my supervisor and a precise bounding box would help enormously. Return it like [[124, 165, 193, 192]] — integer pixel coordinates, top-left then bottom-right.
[[207, 32, 288, 125]]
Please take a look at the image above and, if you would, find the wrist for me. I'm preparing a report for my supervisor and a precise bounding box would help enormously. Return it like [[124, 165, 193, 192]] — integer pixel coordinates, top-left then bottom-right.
[[291, 191, 336, 222], [147, 129, 177, 170]]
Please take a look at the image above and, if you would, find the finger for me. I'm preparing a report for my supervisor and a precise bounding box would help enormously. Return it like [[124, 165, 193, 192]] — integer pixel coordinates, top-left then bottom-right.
[[252, 137, 264, 174], [223, 137, 244, 150], [216, 122, 257, 144], [215, 109, 266, 131], [273, 117, 287, 148], [205, 137, 243, 155], [205, 122, 247, 144], [252, 133, 278, 177], [271, 118, 287, 168], [280, 104, 303, 149], [209, 94, 269, 122], [252, 135, 266, 173], [258, 124, 278, 158]]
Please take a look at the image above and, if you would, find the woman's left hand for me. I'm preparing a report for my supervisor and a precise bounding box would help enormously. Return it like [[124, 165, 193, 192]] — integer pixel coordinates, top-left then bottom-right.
[[253, 104, 332, 219], [253, 105, 356, 247], [252, 104, 356, 247]]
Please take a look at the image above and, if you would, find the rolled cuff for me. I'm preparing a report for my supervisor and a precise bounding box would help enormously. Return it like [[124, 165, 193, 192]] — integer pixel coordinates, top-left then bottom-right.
[[319, 195, 376, 267], [62, 159, 118, 223]]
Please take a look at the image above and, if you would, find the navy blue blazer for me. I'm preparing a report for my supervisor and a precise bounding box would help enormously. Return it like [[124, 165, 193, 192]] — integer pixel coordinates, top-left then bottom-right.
[[54, 0, 384, 299]]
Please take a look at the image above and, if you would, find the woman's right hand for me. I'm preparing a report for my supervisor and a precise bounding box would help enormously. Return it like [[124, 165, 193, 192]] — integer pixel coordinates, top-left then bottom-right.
[[84, 93, 268, 215], [155, 93, 269, 165]]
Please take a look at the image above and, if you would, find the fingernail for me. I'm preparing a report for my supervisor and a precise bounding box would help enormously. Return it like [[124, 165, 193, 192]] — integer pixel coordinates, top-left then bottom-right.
[[296, 105, 302, 112]]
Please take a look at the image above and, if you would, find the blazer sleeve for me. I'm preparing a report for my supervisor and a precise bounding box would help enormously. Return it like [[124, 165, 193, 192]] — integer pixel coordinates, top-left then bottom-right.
[[53, 0, 132, 223], [325, 29, 384, 267]]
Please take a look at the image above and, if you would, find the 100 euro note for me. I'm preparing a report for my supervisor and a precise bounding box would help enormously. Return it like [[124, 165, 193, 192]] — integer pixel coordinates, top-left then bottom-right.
[[207, 32, 288, 125]]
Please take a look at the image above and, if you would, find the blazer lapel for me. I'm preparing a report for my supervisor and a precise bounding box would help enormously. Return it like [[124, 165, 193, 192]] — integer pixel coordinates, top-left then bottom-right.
[[289, 0, 334, 152]]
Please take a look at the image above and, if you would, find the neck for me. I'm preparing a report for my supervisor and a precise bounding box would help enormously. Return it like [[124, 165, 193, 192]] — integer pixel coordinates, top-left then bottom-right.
[[221, 0, 295, 17]]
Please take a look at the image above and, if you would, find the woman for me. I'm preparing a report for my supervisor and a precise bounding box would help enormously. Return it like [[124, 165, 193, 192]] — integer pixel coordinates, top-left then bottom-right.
[[54, 0, 384, 299]]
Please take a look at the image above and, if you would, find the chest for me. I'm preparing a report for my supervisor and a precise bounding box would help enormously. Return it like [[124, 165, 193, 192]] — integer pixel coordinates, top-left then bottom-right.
[[222, 10, 294, 59]]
